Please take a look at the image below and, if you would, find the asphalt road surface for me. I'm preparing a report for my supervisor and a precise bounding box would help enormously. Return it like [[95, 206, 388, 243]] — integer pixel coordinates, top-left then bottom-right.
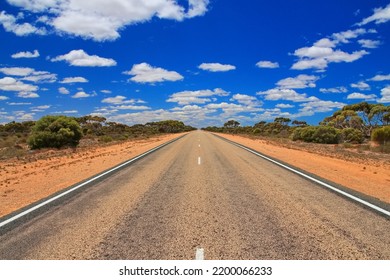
[[0, 131, 389, 259]]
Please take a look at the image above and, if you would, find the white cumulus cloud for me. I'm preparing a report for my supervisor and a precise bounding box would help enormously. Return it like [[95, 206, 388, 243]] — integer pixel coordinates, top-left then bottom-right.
[[320, 87, 348, 93], [0, 67, 35, 76], [257, 88, 319, 102], [124, 63, 183, 83], [351, 81, 370, 91], [52, 50, 117, 67], [276, 75, 319, 89], [368, 74, 390, 81], [377, 86, 390, 103], [0, 67, 56, 83], [101, 95, 145, 105], [101, 95, 128, 104], [72, 91, 91, 98], [187, 0, 209, 18], [198, 63, 236, 72], [17, 92, 40, 98], [292, 48, 368, 70], [11, 49, 40, 58], [230, 94, 263, 106], [276, 103, 295, 109], [4, 0, 210, 41], [22, 71, 57, 83], [0, 11, 46, 36], [58, 87, 69, 94], [31, 105, 51, 112], [60, 76, 88, 83], [299, 100, 345, 114], [347, 92, 377, 100], [291, 30, 370, 71], [167, 88, 229, 105], [0, 77, 38, 92], [358, 4, 390, 26], [256, 61, 279, 69], [113, 105, 150, 111], [331, 28, 368, 44], [358, 39, 381, 48]]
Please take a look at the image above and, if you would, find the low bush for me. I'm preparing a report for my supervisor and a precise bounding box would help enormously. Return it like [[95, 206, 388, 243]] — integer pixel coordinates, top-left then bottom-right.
[[340, 128, 364, 144], [312, 126, 340, 144], [28, 115, 83, 149], [371, 126, 390, 145], [300, 126, 317, 142], [291, 126, 340, 144], [253, 128, 261, 134], [291, 127, 302, 141]]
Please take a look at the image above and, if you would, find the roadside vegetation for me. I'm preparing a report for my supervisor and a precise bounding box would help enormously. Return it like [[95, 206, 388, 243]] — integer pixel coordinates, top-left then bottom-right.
[[0, 115, 196, 159], [202, 102, 390, 153]]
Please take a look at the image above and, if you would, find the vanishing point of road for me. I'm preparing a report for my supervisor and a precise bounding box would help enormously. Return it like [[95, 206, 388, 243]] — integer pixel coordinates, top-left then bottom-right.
[[0, 131, 389, 259]]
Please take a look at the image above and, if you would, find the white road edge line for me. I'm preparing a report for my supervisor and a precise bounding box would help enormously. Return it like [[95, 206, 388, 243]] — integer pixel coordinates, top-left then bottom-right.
[[0, 135, 186, 229], [220, 136, 390, 218], [195, 248, 204, 260]]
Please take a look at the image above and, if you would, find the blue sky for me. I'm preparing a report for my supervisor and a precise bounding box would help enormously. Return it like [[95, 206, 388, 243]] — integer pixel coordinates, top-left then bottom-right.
[[0, 0, 389, 128]]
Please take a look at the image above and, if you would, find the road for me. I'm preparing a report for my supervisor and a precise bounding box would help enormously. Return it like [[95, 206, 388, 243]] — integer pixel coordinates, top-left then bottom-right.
[[0, 131, 389, 259]]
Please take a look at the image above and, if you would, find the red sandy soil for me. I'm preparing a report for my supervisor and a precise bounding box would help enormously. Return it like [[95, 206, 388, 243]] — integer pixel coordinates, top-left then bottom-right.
[[216, 133, 390, 204], [0, 134, 185, 218]]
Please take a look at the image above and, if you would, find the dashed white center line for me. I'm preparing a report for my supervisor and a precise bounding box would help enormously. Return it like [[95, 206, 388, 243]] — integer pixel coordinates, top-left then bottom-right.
[[198, 144, 201, 148], [195, 248, 204, 260], [198, 157, 201, 165]]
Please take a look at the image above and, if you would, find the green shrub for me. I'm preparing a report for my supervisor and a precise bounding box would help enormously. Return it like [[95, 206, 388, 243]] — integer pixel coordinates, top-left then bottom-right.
[[340, 128, 364, 144], [300, 126, 317, 142], [291, 127, 303, 141], [371, 126, 390, 145], [28, 115, 83, 149], [291, 126, 340, 144], [253, 128, 261, 134], [312, 126, 340, 144]]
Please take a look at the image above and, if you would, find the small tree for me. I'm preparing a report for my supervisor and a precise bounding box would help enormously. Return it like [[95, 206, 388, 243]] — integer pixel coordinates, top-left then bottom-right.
[[274, 117, 291, 126], [224, 120, 240, 128], [292, 120, 308, 127], [28, 115, 83, 149], [76, 115, 106, 136]]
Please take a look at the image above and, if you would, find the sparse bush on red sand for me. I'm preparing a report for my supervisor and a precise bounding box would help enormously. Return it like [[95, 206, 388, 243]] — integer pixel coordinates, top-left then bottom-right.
[[28, 115, 83, 149], [371, 126, 390, 145], [290, 126, 340, 144]]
